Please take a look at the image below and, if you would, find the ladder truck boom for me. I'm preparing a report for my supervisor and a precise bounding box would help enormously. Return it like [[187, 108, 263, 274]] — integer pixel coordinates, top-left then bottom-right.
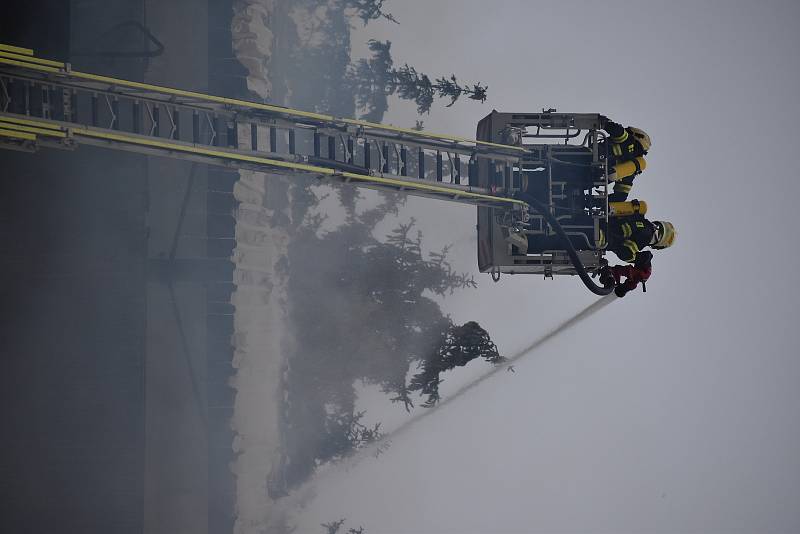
[[0, 43, 614, 294]]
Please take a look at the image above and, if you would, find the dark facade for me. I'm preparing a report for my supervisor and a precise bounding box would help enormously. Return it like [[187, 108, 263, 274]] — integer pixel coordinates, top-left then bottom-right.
[[0, 2, 242, 532]]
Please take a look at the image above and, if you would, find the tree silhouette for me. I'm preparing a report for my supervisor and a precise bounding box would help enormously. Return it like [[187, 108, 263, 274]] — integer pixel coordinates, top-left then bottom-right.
[[349, 40, 489, 120], [321, 519, 366, 534], [322, 519, 346, 534], [347, 0, 399, 26], [350, 39, 394, 121], [409, 321, 505, 407], [283, 192, 500, 484], [391, 64, 488, 114], [274, 0, 499, 498], [317, 410, 383, 463]]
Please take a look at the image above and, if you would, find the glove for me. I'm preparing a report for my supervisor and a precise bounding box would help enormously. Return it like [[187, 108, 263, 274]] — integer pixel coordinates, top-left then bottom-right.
[[614, 285, 629, 298], [604, 120, 624, 137], [634, 250, 653, 269], [598, 266, 614, 288]]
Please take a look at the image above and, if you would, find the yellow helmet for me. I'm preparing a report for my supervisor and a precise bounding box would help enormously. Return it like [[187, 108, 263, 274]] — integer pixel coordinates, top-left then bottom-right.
[[629, 127, 652, 152], [652, 221, 676, 249]]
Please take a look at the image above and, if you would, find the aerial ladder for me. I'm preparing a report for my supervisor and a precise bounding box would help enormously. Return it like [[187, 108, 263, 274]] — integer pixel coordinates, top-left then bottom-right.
[[0, 43, 620, 295]]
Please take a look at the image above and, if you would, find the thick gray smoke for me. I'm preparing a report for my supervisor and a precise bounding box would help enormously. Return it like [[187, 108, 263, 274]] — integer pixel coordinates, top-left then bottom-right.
[[278, 294, 618, 520], [361, 294, 617, 454]]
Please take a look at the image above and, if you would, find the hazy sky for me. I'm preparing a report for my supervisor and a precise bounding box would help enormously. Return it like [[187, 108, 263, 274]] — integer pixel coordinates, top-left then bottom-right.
[[295, 1, 800, 532]]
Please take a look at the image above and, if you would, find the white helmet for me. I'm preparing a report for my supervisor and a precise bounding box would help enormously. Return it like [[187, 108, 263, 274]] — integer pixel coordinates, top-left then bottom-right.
[[629, 127, 652, 152], [652, 221, 676, 249]]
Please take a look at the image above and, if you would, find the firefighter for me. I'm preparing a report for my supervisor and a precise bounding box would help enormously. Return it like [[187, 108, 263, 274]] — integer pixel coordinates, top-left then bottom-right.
[[598, 214, 676, 264], [523, 214, 675, 263], [600, 251, 653, 298], [598, 117, 652, 202]]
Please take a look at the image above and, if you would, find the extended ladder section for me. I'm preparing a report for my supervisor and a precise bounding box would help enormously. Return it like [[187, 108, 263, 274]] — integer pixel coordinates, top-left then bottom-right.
[[0, 44, 613, 286], [0, 43, 527, 212]]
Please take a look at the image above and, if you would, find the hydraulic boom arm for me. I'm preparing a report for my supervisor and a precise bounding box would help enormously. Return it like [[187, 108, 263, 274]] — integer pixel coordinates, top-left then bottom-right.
[[0, 43, 526, 211], [1, 43, 614, 293]]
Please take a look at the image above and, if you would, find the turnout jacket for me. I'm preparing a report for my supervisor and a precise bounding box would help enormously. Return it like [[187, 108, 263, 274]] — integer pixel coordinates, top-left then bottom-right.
[[601, 120, 648, 201], [602, 121, 648, 165], [609, 174, 635, 202], [599, 214, 656, 263]]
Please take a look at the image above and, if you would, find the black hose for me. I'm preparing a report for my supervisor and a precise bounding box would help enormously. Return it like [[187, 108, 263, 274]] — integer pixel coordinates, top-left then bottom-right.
[[517, 193, 614, 296]]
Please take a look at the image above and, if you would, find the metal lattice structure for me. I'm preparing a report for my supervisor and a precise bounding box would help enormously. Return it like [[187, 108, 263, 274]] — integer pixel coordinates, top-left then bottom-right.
[[475, 111, 610, 278], [0, 43, 611, 280]]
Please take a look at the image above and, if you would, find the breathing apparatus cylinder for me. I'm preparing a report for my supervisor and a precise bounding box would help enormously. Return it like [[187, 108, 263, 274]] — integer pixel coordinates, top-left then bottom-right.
[[609, 199, 648, 217], [609, 156, 647, 181]]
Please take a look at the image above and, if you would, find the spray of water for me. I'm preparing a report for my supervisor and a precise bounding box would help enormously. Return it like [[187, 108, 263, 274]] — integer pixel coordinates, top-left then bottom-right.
[[280, 293, 618, 518], [371, 293, 617, 449]]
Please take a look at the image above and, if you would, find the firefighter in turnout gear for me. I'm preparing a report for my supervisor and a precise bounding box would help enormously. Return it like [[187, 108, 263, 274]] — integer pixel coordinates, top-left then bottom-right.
[[523, 212, 675, 265], [599, 117, 652, 202], [598, 214, 676, 264]]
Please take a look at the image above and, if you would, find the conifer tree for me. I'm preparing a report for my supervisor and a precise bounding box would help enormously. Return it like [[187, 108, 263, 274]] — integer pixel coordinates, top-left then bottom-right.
[[409, 321, 505, 407], [322, 519, 346, 534], [347, 0, 399, 25], [349, 40, 489, 120]]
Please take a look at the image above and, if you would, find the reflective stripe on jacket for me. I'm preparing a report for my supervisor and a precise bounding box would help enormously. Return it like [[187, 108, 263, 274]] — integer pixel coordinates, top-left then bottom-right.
[[601, 215, 656, 263], [602, 121, 647, 166]]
